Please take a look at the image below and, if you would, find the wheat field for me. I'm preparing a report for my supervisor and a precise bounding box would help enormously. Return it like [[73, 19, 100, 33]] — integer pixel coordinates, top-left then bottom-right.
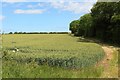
[[2, 34, 106, 78]]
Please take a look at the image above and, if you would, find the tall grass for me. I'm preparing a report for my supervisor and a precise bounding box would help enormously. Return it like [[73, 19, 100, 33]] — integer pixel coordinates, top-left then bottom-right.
[[2, 34, 105, 78]]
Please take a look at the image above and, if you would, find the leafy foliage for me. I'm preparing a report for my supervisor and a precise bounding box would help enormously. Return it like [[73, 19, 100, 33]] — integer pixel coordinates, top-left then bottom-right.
[[77, 13, 93, 37], [69, 2, 120, 45], [69, 20, 80, 34], [91, 2, 120, 43]]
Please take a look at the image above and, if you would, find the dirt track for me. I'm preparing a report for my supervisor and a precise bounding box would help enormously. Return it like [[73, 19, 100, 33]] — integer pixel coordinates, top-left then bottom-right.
[[101, 46, 113, 67]]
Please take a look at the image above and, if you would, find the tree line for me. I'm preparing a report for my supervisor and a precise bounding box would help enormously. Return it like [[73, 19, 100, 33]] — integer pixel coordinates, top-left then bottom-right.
[[69, 2, 120, 45], [8, 32, 69, 34]]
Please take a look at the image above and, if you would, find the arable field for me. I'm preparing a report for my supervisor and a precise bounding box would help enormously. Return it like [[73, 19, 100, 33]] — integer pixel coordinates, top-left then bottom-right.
[[2, 34, 116, 78]]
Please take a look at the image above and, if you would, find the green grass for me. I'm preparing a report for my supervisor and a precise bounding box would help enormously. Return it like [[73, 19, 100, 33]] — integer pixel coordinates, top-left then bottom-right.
[[100, 48, 118, 78], [0, 35, 2, 79], [2, 34, 105, 78], [3, 60, 104, 78], [109, 49, 118, 78], [118, 49, 120, 78]]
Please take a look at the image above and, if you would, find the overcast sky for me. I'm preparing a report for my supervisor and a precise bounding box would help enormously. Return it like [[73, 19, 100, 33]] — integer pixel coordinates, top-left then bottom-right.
[[1, 0, 96, 33]]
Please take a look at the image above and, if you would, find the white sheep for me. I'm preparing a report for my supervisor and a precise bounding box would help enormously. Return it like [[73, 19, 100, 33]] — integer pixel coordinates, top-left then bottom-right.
[[15, 48, 19, 52], [12, 50, 15, 53], [12, 48, 19, 53]]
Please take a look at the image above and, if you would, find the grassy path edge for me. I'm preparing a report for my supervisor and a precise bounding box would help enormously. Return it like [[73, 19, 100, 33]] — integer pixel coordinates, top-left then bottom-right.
[[99, 46, 118, 78]]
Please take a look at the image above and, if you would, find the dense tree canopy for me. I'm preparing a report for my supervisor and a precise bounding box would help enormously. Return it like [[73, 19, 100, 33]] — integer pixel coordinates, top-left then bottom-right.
[[69, 1, 120, 45], [69, 20, 80, 34], [77, 13, 93, 37], [91, 2, 120, 43]]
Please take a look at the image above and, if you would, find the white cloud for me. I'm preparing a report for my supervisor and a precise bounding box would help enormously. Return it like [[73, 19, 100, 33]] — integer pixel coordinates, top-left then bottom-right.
[[2, 0, 117, 3], [27, 5, 35, 8], [2, 0, 27, 3], [3, 0, 96, 14], [37, 3, 45, 7], [2, 0, 97, 3], [14, 9, 45, 14], [50, 2, 95, 14], [27, 3, 45, 9], [0, 15, 5, 21]]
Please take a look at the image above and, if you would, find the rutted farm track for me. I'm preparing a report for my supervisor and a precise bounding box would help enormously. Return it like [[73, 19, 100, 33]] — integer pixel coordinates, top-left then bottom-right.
[[80, 37, 119, 78], [96, 46, 113, 68], [101, 47, 113, 67], [96, 46, 118, 78]]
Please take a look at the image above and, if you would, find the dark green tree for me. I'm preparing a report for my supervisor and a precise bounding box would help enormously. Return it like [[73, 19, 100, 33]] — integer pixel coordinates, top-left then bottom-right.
[[91, 2, 120, 43], [14, 32, 18, 34], [69, 20, 80, 34], [9, 32, 13, 34], [77, 13, 93, 37], [69, 1, 120, 44]]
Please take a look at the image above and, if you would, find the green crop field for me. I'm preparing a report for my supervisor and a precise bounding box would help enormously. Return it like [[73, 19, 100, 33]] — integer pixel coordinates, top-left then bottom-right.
[[2, 34, 106, 78]]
